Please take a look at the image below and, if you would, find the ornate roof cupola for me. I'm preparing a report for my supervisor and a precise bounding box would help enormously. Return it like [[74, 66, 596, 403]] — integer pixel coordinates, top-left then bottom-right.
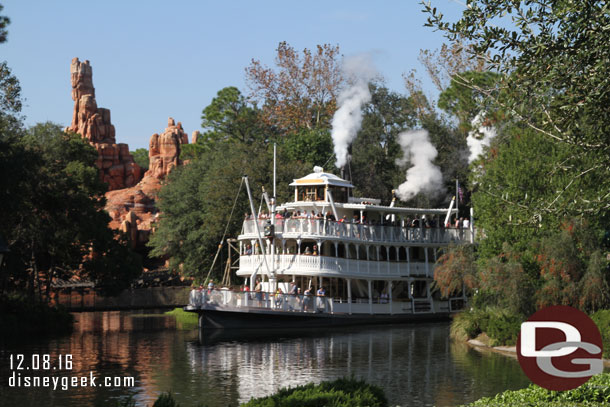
[[290, 166, 354, 203]]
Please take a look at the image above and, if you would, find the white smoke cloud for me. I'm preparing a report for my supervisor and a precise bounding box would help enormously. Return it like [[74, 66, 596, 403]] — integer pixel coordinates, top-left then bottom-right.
[[467, 112, 497, 163], [331, 54, 377, 168], [395, 129, 444, 201]]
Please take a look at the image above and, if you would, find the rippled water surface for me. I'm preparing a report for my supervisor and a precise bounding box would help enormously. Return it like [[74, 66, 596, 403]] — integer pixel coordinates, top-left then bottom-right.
[[0, 311, 532, 406]]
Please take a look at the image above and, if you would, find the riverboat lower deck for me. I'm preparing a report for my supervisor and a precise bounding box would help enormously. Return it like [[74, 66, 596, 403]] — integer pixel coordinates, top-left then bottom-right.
[[186, 289, 465, 329]]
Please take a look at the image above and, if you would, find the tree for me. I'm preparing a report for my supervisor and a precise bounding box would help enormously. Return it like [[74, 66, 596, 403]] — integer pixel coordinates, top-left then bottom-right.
[[350, 84, 416, 203], [182, 86, 270, 161], [131, 148, 149, 170], [279, 127, 334, 169], [404, 42, 488, 120], [245, 42, 343, 134], [535, 219, 609, 312], [200, 86, 267, 146], [424, 0, 610, 218], [0, 3, 9, 44], [437, 71, 503, 135], [1, 123, 141, 299], [433, 244, 478, 298]]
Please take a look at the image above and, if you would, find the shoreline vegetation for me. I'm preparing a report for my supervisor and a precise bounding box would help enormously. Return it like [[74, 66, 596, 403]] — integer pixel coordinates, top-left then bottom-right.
[[450, 308, 610, 360]]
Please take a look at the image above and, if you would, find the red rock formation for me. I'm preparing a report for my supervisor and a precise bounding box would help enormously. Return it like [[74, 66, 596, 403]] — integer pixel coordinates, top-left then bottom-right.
[[105, 118, 190, 248], [191, 130, 200, 144], [147, 118, 187, 179], [67, 58, 191, 248], [68, 58, 141, 190]]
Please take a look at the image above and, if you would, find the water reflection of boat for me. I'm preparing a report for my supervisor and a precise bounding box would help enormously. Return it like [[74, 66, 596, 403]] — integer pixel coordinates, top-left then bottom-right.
[[186, 167, 471, 329], [185, 323, 528, 407]]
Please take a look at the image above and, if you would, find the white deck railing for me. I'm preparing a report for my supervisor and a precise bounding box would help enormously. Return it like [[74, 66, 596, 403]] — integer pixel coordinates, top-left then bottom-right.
[[241, 219, 472, 244], [187, 289, 460, 315], [238, 254, 433, 278]]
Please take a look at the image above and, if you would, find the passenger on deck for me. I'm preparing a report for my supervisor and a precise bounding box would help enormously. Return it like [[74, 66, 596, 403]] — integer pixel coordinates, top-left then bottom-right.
[[275, 287, 284, 308], [316, 286, 326, 313], [254, 280, 263, 305], [207, 279, 215, 294], [304, 246, 312, 255], [312, 244, 318, 255], [245, 244, 252, 255], [303, 287, 313, 311]]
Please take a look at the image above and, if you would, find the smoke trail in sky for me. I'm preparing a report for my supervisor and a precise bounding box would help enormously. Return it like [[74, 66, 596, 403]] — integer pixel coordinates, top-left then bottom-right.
[[467, 112, 497, 163], [331, 54, 377, 168], [395, 129, 444, 201]]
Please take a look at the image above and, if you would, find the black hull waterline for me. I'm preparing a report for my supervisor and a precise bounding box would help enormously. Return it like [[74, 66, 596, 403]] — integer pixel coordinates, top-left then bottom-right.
[[188, 306, 451, 329]]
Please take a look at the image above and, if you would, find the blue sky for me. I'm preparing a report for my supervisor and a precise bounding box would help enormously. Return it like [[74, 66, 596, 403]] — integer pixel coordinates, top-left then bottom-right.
[[1, 0, 464, 150]]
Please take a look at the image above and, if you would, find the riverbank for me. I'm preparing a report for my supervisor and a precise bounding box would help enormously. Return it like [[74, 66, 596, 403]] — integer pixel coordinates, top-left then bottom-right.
[[465, 333, 610, 368]]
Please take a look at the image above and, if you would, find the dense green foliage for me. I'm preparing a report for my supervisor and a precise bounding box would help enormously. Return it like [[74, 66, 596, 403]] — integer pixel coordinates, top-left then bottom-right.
[[131, 148, 149, 170], [426, 0, 610, 218], [241, 378, 388, 407], [426, 1, 610, 340], [150, 141, 309, 279], [0, 18, 141, 301], [591, 310, 610, 358], [464, 373, 610, 407], [450, 307, 523, 346], [0, 123, 142, 298]]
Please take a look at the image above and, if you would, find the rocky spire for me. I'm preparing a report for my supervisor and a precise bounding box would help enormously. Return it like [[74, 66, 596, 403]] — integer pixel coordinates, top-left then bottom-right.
[[68, 57, 141, 190]]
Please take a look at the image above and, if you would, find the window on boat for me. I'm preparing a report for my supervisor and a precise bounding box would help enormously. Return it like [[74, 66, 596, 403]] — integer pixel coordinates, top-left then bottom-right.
[[327, 186, 348, 203], [297, 186, 326, 202]]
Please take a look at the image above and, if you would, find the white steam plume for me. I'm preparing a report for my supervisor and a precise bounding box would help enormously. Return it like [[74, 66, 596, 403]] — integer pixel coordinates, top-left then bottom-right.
[[467, 112, 497, 163], [331, 54, 377, 168], [395, 129, 444, 201]]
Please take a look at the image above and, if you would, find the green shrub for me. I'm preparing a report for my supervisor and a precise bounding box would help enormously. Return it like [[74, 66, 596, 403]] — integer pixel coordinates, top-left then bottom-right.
[[485, 311, 523, 346], [591, 309, 610, 358], [451, 309, 488, 341], [464, 373, 610, 406], [240, 377, 388, 407], [451, 307, 522, 346]]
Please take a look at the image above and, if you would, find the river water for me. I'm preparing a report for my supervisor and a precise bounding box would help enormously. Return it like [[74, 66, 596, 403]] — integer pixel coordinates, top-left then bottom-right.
[[0, 311, 532, 407]]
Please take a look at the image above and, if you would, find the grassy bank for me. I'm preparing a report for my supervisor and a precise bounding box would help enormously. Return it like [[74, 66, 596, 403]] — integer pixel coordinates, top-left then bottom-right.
[[463, 373, 610, 406], [164, 307, 198, 330], [0, 293, 73, 338]]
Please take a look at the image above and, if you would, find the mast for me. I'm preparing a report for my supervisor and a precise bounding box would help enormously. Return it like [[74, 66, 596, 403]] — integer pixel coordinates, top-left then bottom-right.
[[271, 144, 277, 293], [244, 176, 273, 289]]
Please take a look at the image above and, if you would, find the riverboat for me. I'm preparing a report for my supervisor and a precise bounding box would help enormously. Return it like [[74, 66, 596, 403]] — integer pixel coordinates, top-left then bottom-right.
[[186, 167, 473, 329]]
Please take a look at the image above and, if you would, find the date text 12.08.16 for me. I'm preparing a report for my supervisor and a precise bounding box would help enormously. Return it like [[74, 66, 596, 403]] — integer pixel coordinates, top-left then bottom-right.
[[9, 354, 72, 371]]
